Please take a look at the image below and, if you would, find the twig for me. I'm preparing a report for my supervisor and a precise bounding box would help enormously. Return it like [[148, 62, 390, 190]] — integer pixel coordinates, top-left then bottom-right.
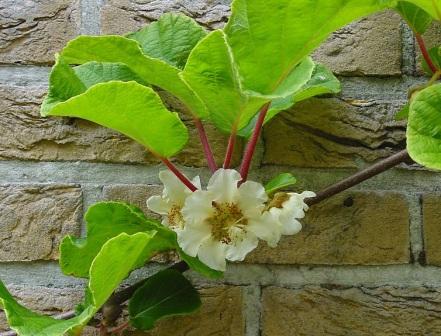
[[194, 118, 217, 173], [305, 149, 412, 206], [239, 103, 271, 182]]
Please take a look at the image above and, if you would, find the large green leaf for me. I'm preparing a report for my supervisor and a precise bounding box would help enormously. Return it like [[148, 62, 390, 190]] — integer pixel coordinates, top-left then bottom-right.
[[396, 1, 432, 33], [224, 0, 394, 96], [128, 269, 201, 330], [59, 35, 207, 118], [181, 30, 267, 133], [60, 202, 175, 278], [42, 81, 188, 158], [128, 13, 207, 69], [0, 233, 155, 336], [41, 56, 146, 115], [238, 62, 340, 138], [402, 0, 441, 20], [407, 83, 441, 169]]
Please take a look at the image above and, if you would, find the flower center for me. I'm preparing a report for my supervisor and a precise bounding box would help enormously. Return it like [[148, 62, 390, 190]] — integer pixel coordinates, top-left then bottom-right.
[[168, 204, 185, 229], [206, 201, 248, 244]]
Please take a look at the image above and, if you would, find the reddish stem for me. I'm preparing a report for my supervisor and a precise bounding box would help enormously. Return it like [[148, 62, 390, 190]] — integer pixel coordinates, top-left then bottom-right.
[[416, 33, 437, 74], [194, 118, 217, 173], [161, 158, 197, 192], [239, 103, 271, 182], [223, 126, 237, 169]]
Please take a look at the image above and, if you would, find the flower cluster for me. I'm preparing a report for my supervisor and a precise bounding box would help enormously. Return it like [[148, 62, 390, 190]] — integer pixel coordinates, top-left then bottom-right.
[[147, 169, 314, 271]]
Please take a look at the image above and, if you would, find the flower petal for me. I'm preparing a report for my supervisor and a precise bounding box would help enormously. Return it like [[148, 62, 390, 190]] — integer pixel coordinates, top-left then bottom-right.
[[237, 181, 268, 216], [279, 214, 302, 235], [248, 211, 282, 247], [207, 169, 241, 203], [177, 223, 211, 257], [197, 238, 228, 271], [146, 195, 170, 215], [159, 170, 191, 204], [226, 230, 259, 261], [182, 190, 214, 224]]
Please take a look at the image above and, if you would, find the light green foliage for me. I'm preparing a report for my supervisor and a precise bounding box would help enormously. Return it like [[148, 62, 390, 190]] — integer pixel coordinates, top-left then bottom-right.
[[0, 233, 155, 336], [265, 173, 297, 195], [402, 0, 441, 20], [129, 269, 201, 330], [43, 81, 188, 158], [238, 62, 340, 138], [181, 30, 268, 133], [224, 0, 394, 96], [59, 35, 207, 118], [60, 202, 175, 278], [396, 1, 432, 32], [407, 83, 441, 169], [128, 13, 207, 69], [395, 103, 410, 120], [41, 56, 145, 115]]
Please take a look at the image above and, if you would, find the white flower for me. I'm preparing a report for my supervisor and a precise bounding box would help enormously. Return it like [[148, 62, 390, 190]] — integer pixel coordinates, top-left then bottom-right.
[[147, 170, 201, 230], [267, 191, 316, 235], [177, 169, 281, 271]]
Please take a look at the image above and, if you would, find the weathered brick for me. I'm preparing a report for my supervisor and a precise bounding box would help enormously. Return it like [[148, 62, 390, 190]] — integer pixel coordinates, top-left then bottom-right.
[[313, 11, 402, 76], [101, 0, 231, 35], [262, 286, 441, 336], [0, 0, 79, 65], [133, 286, 244, 336], [263, 98, 406, 168], [0, 184, 82, 261], [246, 191, 410, 265], [0, 84, 234, 167], [423, 194, 441, 266]]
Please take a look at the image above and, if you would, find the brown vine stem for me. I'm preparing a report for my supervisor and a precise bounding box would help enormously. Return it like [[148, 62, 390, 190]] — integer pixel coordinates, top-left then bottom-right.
[[305, 149, 412, 206]]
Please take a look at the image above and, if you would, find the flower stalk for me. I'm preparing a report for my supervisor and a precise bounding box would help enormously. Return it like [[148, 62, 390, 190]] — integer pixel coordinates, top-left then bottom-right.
[[416, 33, 437, 74], [160, 158, 198, 192], [223, 126, 237, 169], [194, 118, 217, 173]]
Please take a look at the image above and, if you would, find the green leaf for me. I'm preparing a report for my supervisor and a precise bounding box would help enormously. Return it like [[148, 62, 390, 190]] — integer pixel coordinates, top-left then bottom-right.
[[128, 269, 201, 330], [42, 81, 188, 158], [181, 30, 267, 133], [401, 0, 441, 20], [421, 47, 441, 75], [407, 83, 441, 169], [396, 1, 432, 33], [265, 173, 297, 195], [59, 35, 207, 118], [177, 247, 223, 279], [395, 103, 410, 120], [238, 62, 340, 138], [0, 233, 156, 336], [41, 55, 146, 115], [128, 13, 207, 69], [61, 202, 176, 278], [224, 0, 394, 96]]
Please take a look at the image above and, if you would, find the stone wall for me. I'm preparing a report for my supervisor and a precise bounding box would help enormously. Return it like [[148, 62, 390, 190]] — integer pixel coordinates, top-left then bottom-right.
[[1, 1, 441, 335]]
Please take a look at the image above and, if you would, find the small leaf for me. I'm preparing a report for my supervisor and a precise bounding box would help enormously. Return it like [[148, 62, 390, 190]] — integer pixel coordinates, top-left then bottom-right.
[[60, 35, 207, 118], [60, 202, 176, 278], [396, 1, 432, 33], [407, 83, 441, 169], [181, 30, 267, 133], [42, 81, 188, 158], [395, 103, 410, 120], [421, 47, 441, 76], [128, 13, 207, 69], [265, 173, 297, 195], [129, 269, 201, 330]]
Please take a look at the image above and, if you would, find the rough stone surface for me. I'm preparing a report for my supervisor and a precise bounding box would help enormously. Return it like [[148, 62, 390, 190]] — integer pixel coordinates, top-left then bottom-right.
[[0, 184, 82, 261], [0, 84, 234, 167], [262, 286, 441, 336], [313, 11, 402, 76], [101, 0, 231, 34], [0, 0, 79, 65], [247, 191, 410, 265], [423, 194, 441, 266], [0, 285, 83, 331], [263, 98, 406, 168]]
